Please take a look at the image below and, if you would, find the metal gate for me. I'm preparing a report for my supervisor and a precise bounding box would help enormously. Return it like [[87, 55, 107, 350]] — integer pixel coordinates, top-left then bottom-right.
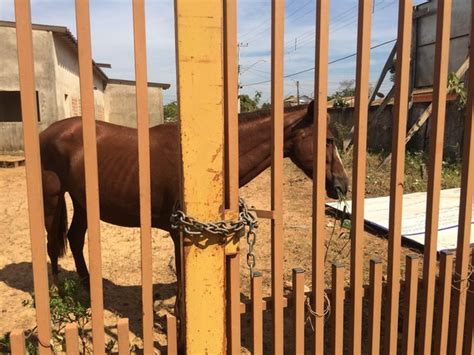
[[6, 0, 474, 353]]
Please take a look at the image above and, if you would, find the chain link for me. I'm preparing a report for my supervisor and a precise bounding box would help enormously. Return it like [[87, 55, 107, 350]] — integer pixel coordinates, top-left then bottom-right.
[[170, 198, 258, 276]]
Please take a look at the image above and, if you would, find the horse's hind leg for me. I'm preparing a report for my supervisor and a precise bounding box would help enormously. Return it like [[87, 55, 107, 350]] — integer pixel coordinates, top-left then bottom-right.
[[67, 201, 89, 287], [42, 170, 67, 284]]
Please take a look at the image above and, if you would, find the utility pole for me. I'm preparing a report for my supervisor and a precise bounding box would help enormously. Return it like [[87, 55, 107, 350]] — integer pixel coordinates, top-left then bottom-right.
[[296, 80, 300, 105], [237, 42, 248, 113]]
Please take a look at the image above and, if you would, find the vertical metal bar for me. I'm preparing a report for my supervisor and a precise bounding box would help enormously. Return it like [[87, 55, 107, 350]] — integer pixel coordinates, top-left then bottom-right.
[[434, 251, 454, 355], [117, 318, 129, 355], [292, 268, 305, 354], [223, 0, 240, 349], [419, 1, 452, 353], [463, 251, 474, 354], [349, 0, 372, 353], [449, 1, 474, 352], [74, 1, 106, 352], [384, 1, 412, 353], [174, 0, 226, 352], [252, 272, 263, 355], [224, 0, 239, 212], [331, 263, 345, 355], [167, 315, 178, 355], [65, 323, 79, 355], [13, 2, 52, 353], [271, 0, 285, 353], [402, 255, 419, 355], [10, 330, 25, 355], [368, 259, 382, 355], [312, 0, 330, 353], [131, 0, 153, 352], [227, 254, 241, 354]]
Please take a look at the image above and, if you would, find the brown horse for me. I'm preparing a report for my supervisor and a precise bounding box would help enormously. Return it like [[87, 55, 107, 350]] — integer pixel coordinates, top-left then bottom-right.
[[39, 101, 349, 286]]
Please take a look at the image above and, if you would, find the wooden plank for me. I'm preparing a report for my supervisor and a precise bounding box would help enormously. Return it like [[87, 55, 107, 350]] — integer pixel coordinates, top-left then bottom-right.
[[224, 0, 239, 213], [349, 0, 372, 353], [343, 44, 397, 151], [331, 263, 345, 355], [463, 251, 474, 354], [380, 56, 469, 168], [292, 268, 305, 354], [10, 330, 25, 355], [419, 1, 452, 353], [75, 1, 106, 352], [13, 1, 52, 353], [312, 0, 330, 353], [174, 0, 226, 352], [227, 254, 241, 354], [252, 272, 263, 355], [434, 251, 454, 355], [131, 1, 153, 352], [449, 5, 474, 353], [270, 0, 285, 353], [402, 255, 419, 355], [384, 1, 413, 353], [251, 209, 275, 220], [0, 156, 26, 168], [368, 259, 382, 355], [167, 315, 178, 355], [117, 318, 129, 355], [65, 323, 79, 355]]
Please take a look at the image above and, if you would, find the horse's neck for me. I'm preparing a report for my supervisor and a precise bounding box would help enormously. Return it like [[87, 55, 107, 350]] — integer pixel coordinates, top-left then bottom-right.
[[238, 110, 303, 186]]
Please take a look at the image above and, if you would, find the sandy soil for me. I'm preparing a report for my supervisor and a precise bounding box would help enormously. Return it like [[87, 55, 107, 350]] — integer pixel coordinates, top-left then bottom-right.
[[0, 160, 424, 353]]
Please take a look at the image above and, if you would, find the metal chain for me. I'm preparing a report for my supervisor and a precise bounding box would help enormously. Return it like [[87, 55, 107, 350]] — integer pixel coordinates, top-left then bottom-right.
[[170, 198, 259, 276]]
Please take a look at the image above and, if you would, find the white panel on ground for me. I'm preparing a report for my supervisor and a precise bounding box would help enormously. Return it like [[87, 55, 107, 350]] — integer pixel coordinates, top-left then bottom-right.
[[326, 188, 474, 251]]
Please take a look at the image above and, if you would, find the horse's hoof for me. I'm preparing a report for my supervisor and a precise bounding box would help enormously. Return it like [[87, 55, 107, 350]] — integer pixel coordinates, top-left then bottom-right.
[[80, 276, 90, 291], [51, 274, 59, 287]]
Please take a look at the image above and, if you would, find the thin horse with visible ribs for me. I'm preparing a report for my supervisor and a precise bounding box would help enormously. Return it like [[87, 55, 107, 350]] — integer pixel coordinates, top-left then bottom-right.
[[40, 101, 349, 289]]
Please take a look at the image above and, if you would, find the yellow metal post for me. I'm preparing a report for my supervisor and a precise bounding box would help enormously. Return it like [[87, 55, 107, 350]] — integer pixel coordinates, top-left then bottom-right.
[[174, 0, 226, 353]]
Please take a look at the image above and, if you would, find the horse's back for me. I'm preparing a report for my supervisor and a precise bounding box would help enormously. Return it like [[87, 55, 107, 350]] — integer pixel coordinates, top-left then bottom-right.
[[39, 117, 181, 230]]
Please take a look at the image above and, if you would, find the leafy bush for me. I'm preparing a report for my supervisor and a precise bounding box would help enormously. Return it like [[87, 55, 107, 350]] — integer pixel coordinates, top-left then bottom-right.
[[1, 277, 115, 353]]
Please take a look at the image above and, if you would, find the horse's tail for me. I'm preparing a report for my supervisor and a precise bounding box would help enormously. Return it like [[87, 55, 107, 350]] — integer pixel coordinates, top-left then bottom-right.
[[55, 194, 68, 257]]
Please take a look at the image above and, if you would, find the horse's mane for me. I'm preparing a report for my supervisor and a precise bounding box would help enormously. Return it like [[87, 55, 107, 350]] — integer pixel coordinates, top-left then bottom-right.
[[238, 104, 309, 122]]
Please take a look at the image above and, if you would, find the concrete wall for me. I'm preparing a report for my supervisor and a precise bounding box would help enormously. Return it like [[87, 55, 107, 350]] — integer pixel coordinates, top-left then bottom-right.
[[0, 25, 166, 153], [328, 103, 465, 160], [0, 27, 59, 152], [414, 0, 471, 88], [104, 82, 164, 128], [52, 34, 106, 121]]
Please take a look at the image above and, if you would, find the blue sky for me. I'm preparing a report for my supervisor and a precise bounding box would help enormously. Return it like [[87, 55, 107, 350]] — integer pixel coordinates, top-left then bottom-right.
[[0, 0, 428, 104]]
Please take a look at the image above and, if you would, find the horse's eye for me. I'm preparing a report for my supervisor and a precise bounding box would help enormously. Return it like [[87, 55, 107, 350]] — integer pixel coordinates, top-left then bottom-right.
[[326, 138, 334, 145]]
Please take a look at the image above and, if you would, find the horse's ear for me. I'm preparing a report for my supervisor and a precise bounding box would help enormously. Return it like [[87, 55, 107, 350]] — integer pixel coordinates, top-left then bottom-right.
[[306, 100, 315, 121]]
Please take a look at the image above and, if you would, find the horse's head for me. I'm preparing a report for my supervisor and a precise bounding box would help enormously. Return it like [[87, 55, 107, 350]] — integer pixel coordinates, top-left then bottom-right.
[[286, 101, 349, 199]]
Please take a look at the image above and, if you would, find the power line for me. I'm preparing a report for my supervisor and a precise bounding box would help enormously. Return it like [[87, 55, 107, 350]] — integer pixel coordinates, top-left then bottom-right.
[[241, 39, 397, 87], [286, 0, 397, 54]]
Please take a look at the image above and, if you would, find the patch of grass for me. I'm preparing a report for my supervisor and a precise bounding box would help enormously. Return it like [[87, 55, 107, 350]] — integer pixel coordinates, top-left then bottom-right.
[[340, 149, 462, 198]]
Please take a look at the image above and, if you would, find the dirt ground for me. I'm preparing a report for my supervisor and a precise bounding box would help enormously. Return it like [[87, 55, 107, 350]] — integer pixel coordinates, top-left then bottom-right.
[[0, 159, 425, 353]]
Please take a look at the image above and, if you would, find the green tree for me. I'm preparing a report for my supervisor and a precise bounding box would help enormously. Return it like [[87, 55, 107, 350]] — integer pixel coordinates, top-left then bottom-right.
[[337, 79, 356, 97], [164, 101, 178, 122], [261, 102, 271, 110], [239, 91, 262, 113]]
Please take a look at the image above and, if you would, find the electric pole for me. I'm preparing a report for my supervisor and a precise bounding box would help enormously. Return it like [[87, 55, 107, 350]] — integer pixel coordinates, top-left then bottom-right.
[[237, 42, 248, 113], [296, 80, 300, 105]]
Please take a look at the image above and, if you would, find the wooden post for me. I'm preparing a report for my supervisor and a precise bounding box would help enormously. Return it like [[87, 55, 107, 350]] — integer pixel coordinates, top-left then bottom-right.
[[13, 1, 52, 353], [174, 0, 226, 352]]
